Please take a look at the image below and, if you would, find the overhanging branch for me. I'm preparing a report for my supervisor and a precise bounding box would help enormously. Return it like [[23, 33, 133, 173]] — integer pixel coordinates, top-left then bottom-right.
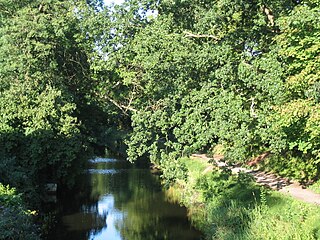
[[184, 31, 220, 40], [104, 95, 138, 116]]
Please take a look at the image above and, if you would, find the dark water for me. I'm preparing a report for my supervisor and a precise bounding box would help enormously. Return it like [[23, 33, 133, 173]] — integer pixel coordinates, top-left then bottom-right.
[[49, 157, 202, 240]]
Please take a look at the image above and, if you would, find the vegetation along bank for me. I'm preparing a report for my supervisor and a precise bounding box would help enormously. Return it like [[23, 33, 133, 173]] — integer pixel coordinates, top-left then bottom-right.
[[0, 0, 320, 239]]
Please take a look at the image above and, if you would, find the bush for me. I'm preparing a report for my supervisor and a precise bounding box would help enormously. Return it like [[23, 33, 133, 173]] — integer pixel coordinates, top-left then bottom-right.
[[0, 183, 40, 240], [160, 157, 188, 187], [261, 153, 318, 183], [196, 168, 259, 203], [0, 83, 88, 190]]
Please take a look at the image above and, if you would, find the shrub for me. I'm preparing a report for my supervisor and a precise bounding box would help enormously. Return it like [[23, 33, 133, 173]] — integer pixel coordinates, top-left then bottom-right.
[[0, 183, 40, 240], [160, 157, 188, 187]]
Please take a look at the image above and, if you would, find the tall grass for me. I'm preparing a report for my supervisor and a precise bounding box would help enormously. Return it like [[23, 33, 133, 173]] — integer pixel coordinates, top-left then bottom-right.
[[164, 157, 320, 240]]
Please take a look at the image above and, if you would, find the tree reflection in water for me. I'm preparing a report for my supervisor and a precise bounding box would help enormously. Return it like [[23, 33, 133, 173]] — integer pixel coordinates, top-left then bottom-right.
[[50, 158, 201, 240]]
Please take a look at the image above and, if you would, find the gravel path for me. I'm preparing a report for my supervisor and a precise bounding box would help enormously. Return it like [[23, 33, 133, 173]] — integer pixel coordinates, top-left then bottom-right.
[[191, 154, 320, 205]]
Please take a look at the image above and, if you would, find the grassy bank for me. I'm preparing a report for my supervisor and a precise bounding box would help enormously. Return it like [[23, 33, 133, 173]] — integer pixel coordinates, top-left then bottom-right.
[[164, 157, 320, 240], [309, 181, 320, 195]]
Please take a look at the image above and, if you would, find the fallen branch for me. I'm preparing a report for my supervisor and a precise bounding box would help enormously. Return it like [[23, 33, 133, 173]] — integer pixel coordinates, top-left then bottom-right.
[[247, 151, 271, 166]]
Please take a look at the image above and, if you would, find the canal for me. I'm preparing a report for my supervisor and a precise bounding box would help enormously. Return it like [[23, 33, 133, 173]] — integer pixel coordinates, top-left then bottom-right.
[[49, 157, 202, 240]]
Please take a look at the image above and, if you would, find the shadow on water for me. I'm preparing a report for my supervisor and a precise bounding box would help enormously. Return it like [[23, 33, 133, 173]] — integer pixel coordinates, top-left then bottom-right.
[[48, 157, 202, 240]]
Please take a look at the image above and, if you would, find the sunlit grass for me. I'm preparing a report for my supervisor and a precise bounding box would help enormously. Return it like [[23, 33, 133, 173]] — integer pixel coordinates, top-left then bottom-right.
[[180, 157, 209, 174], [166, 157, 320, 240], [243, 192, 320, 240], [309, 180, 320, 194]]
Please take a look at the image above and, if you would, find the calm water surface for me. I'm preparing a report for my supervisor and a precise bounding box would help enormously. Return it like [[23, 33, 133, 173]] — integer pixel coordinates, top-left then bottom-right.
[[50, 157, 202, 240]]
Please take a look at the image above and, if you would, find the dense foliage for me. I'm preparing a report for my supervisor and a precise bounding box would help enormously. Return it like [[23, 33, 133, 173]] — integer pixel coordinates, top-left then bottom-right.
[[0, 183, 40, 239], [1, 0, 320, 237], [1, 0, 101, 193], [1, 0, 319, 194], [77, 0, 320, 182]]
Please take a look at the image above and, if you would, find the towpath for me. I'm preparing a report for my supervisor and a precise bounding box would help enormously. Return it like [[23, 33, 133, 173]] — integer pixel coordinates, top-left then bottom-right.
[[190, 154, 320, 205]]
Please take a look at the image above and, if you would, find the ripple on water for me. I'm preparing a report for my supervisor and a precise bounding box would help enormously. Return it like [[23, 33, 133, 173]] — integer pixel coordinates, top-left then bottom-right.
[[87, 169, 119, 175], [89, 157, 118, 163]]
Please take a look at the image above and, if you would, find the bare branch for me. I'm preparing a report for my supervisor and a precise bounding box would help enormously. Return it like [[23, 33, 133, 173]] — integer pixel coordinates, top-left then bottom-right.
[[184, 31, 220, 40], [250, 97, 258, 118], [262, 5, 275, 26], [104, 95, 138, 116]]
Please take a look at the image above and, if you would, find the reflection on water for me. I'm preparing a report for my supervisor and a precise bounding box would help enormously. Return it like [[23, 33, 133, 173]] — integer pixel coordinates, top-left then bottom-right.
[[89, 158, 118, 163], [49, 157, 202, 240], [87, 169, 120, 174]]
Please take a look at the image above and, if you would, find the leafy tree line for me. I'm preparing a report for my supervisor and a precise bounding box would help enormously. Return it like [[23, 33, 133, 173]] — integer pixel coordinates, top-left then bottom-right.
[[0, 0, 115, 199], [1, 0, 319, 202], [81, 0, 320, 182], [0, 0, 319, 237]]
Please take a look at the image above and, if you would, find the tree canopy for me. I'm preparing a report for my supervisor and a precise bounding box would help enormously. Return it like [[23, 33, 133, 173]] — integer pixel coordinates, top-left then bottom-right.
[[1, 0, 319, 197]]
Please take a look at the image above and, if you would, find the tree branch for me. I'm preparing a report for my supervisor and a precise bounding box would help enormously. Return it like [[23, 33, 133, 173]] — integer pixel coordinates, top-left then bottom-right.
[[262, 5, 275, 26], [184, 31, 220, 40], [104, 95, 138, 116], [250, 97, 258, 118]]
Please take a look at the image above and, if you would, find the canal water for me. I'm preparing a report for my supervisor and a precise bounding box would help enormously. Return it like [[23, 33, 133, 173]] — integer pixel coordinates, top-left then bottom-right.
[[49, 157, 202, 240]]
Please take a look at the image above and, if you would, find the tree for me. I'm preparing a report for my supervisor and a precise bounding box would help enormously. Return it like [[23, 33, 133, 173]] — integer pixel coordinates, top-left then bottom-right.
[[0, 0, 92, 191], [118, 0, 296, 163], [259, 0, 320, 181]]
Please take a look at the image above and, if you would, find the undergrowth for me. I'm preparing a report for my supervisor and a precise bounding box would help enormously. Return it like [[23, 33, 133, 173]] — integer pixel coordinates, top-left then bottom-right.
[[0, 183, 40, 240]]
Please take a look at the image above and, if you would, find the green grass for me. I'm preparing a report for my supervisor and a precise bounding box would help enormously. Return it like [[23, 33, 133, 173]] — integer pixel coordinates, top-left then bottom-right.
[[180, 156, 209, 174], [165, 157, 320, 240], [309, 181, 320, 194], [241, 192, 320, 240]]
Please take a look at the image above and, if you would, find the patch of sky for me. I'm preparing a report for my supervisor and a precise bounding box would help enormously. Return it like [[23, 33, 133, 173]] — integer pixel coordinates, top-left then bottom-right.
[[104, 0, 125, 6], [104, 0, 158, 19], [244, 41, 262, 58], [86, 0, 158, 61]]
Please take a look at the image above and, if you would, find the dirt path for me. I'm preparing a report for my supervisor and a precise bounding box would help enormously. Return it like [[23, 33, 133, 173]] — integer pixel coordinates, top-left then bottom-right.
[[191, 154, 320, 205]]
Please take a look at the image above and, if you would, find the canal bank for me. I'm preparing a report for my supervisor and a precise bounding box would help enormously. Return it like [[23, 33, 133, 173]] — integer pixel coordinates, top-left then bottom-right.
[[162, 156, 320, 240]]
